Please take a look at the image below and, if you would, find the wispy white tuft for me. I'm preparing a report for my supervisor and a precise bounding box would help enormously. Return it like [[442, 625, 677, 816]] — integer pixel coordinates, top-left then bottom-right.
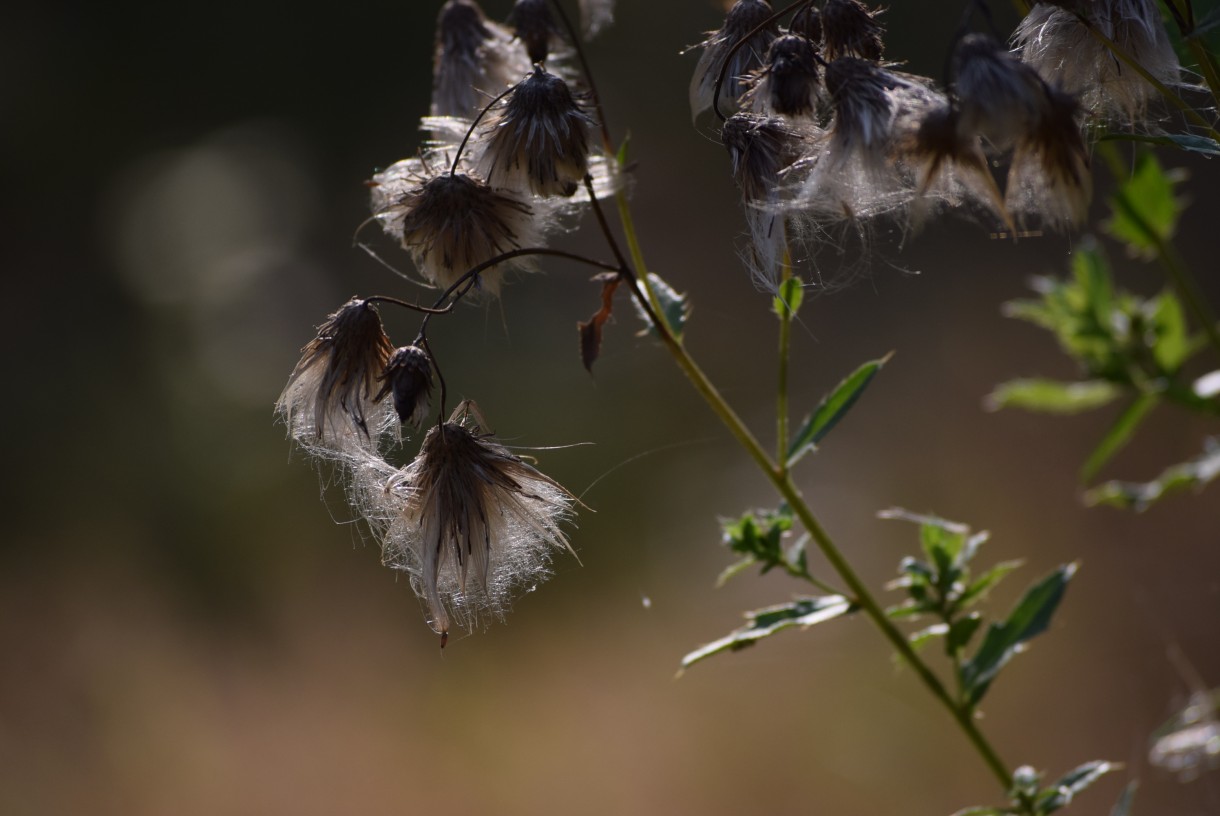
[[431, 0, 530, 119]]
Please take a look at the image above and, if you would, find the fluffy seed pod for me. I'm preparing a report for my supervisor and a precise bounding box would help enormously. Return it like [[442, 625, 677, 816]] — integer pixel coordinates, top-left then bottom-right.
[[277, 298, 395, 452], [432, 0, 530, 119], [746, 34, 821, 117], [1005, 86, 1091, 230], [689, 0, 779, 121], [376, 345, 435, 428], [821, 0, 885, 62], [789, 5, 823, 44], [374, 401, 577, 639], [509, 0, 562, 64], [952, 33, 1051, 151], [477, 66, 595, 197]]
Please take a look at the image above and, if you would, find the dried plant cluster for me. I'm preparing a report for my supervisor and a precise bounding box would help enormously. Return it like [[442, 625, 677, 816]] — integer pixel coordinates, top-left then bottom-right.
[[277, 0, 622, 643], [693, 0, 1183, 290]]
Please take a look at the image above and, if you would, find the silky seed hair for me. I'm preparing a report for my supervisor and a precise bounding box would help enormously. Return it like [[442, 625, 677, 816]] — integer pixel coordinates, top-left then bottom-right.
[[276, 298, 395, 454], [952, 32, 1051, 151], [820, 0, 885, 62], [1005, 85, 1091, 230], [689, 0, 779, 121], [579, 0, 616, 38], [431, 0, 530, 119], [476, 66, 595, 197]]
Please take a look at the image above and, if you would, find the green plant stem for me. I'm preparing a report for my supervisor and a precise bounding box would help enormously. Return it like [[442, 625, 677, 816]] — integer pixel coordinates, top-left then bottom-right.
[[1098, 143, 1220, 361], [612, 196, 1016, 797], [777, 252, 794, 477], [1079, 17, 1220, 140]]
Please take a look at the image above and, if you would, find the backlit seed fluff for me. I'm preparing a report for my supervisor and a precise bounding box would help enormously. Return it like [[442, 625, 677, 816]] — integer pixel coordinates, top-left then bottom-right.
[[1014, 0, 1180, 126], [376, 345, 434, 428], [509, 0, 562, 64], [689, 0, 779, 121], [382, 171, 540, 296], [821, 0, 885, 62], [431, 0, 530, 119], [746, 34, 821, 117], [1005, 86, 1092, 230], [477, 66, 595, 197], [378, 401, 577, 639], [952, 33, 1051, 151], [276, 298, 395, 452]]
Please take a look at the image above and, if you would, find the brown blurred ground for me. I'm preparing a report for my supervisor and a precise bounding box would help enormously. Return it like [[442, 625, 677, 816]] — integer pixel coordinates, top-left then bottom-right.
[[2, 1, 1219, 814]]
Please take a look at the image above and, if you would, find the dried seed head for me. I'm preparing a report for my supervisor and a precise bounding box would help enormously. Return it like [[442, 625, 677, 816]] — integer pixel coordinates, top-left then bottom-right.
[[746, 34, 821, 117], [1014, 0, 1180, 126], [477, 66, 595, 197], [824, 57, 897, 153], [380, 170, 540, 296], [689, 0, 779, 121], [788, 5, 823, 45], [432, 0, 530, 119], [509, 0, 562, 64], [821, 0, 884, 62], [277, 298, 395, 452], [1006, 86, 1091, 230], [952, 33, 1050, 151], [376, 345, 434, 428], [376, 401, 576, 638]]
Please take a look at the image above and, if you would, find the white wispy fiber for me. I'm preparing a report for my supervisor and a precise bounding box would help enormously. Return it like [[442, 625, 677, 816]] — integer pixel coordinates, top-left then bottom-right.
[[1004, 85, 1092, 230], [364, 401, 577, 638], [431, 0, 530, 119], [276, 297, 395, 456], [580, 0, 615, 38], [952, 33, 1050, 151], [370, 158, 542, 297], [689, 0, 779, 121], [1013, 0, 1180, 127]]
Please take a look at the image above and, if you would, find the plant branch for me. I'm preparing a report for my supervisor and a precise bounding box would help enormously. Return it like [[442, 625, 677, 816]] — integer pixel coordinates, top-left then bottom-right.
[[777, 250, 794, 478]]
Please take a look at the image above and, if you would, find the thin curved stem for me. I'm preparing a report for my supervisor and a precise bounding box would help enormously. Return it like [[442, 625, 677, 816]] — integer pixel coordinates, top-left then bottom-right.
[[776, 250, 794, 478], [363, 294, 452, 316], [451, 85, 516, 175]]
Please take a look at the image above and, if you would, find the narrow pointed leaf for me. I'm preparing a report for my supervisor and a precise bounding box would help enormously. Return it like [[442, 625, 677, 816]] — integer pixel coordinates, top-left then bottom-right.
[[961, 564, 1077, 706], [1037, 761, 1118, 814], [986, 379, 1120, 414], [680, 595, 854, 671], [1081, 394, 1158, 483], [635, 272, 689, 340], [1085, 438, 1220, 511], [788, 354, 892, 466], [773, 275, 804, 317], [959, 560, 1025, 607]]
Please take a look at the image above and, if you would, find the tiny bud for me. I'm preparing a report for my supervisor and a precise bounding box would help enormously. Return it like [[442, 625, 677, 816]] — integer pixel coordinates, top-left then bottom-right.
[[377, 345, 435, 428]]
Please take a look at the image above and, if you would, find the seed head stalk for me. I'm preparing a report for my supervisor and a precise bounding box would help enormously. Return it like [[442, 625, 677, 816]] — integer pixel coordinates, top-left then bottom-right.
[[776, 248, 794, 479]]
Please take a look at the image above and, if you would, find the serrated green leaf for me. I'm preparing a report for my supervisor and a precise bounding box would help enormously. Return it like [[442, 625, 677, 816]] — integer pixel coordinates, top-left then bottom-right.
[[1085, 438, 1220, 510], [787, 353, 891, 466], [1081, 394, 1159, 483], [987, 379, 1121, 414], [1037, 761, 1118, 814], [679, 596, 854, 671], [1109, 781, 1137, 816], [961, 564, 1078, 706], [773, 275, 804, 317], [1107, 152, 1185, 258], [948, 614, 983, 655], [960, 560, 1025, 607], [643, 272, 689, 340], [1150, 292, 1189, 372]]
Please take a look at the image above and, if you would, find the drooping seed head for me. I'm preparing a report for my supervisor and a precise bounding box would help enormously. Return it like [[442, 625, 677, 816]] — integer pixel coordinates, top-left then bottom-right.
[[509, 0, 562, 64], [689, 0, 779, 121], [952, 33, 1049, 151], [1005, 86, 1091, 230], [788, 5, 823, 45], [749, 33, 821, 117], [376, 345, 435, 428], [432, 0, 530, 118], [821, 0, 884, 62]]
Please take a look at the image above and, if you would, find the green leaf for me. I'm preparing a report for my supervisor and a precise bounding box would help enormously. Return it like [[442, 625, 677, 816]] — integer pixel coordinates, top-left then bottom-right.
[[787, 353, 892, 466], [679, 596, 854, 671], [1101, 132, 1220, 157], [987, 379, 1121, 414], [947, 613, 983, 655], [1109, 781, 1137, 816], [1150, 292, 1188, 372], [615, 132, 631, 166], [959, 560, 1025, 608], [1085, 438, 1220, 511], [1037, 761, 1118, 814], [910, 622, 949, 650], [715, 557, 756, 588], [773, 275, 804, 317], [1106, 152, 1185, 259], [642, 272, 689, 340], [960, 564, 1078, 706], [1081, 394, 1159, 483]]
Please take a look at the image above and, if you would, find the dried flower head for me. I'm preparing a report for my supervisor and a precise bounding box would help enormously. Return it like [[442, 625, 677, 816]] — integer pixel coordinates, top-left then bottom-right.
[[376, 345, 434, 428], [374, 167, 541, 296], [377, 401, 577, 639], [477, 66, 595, 197], [821, 0, 885, 62], [1014, 0, 1180, 126], [509, 0, 562, 64], [952, 33, 1050, 151], [432, 0, 531, 119], [1005, 85, 1092, 230], [689, 0, 779, 121], [277, 298, 395, 452], [745, 33, 821, 117], [789, 5, 823, 45]]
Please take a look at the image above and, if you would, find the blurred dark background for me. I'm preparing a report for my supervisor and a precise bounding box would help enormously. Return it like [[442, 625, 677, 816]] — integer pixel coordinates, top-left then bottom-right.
[[3, 1, 1219, 814]]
